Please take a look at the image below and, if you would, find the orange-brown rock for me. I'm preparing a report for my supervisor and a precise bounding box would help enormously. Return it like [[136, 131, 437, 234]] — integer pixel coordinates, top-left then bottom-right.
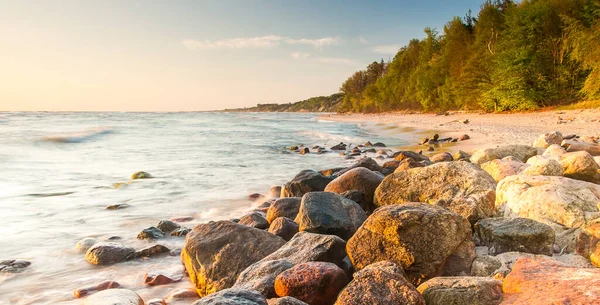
[[74, 281, 121, 298], [502, 257, 600, 304], [324, 167, 384, 213], [144, 266, 184, 286], [268, 217, 299, 241], [275, 262, 348, 305], [267, 198, 302, 224], [576, 223, 600, 267], [334, 261, 424, 305]]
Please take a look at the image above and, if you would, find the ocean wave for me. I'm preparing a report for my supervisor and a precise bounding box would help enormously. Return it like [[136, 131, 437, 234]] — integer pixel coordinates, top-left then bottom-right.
[[40, 128, 114, 143], [297, 130, 365, 144]]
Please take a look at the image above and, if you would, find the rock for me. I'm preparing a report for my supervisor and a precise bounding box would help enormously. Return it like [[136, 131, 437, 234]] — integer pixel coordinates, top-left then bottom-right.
[[323, 167, 384, 213], [268, 217, 299, 241], [267, 197, 302, 224], [299, 147, 309, 155], [147, 299, 165, 305], [83, 289, 143, 305], [474, 218, 555, 255], [470, 145, 538, 165], [346, 203, 474, 286], [261, 232, 347, 265], [495, 175, 600, 229], [334, 261, 424, 305], [274, 262, 348, 305], [164, 288, 199, 303], [170, 227, 191, 236], [334, 158, 384, 176], [562, 139, 600, 156], [319, 168, 345, 177], [453, 150, 472, 161], [417, 277, 502, 305], [0, 259, 30, 273], [294, 192, 367, 240], [330, 143, 347, 151], [502, 257, 600, 304], [192, 288, 267, 305], [430, 152, 453, 162], [363, 141, 373, 147], [393, 158, 431, 173], [239, 212, 270, 230], [432, 134, 440, 141], [340, 190, 366, 210], [382, 160, 401, 173], [471, 256, 503, 277], [131, 171, 153, 179], [74, 281, 121, 298], [249, 193, 266, 201], [182, 221, 286, 297], [542, 144, 567, 159], [533, 131, 563, 148], [133, 244, 170, 259], [480, 157, 529, 182], [105, 203, 131, 210], [375, 161, 497, 224], [171, 216, 194, 222], [372, 142, 386, 147], [270, 186, 282, 198], [156, 220, 180, 233], [559, 151, 600, 183], [392, 151, 431, 163], [144, 266, 184, 286], [267, 297, 309, 305], [523, 156, 563, 176], [137, 227, 164, 240], [76, 237, 98, 252], [235, 259, 295, 298], [459, 134, 471, 141], [85, 242, 135, 265], [575, 223, 600, 267], [281, 170, 333, 198]]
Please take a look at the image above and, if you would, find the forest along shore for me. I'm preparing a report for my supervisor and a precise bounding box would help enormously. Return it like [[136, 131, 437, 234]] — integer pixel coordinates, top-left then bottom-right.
[[7, 121, 600, 304], [320, 108, 600, 151]]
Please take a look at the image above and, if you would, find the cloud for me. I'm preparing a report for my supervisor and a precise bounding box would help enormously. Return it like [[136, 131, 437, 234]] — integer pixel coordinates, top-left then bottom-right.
[[183, 35, 340, 50], [291, 52, 310, 59], [316, 57, 356, 65], [358, 36, 368, 44], [285, 37, 340, 48], [372, 44, 401, 55]]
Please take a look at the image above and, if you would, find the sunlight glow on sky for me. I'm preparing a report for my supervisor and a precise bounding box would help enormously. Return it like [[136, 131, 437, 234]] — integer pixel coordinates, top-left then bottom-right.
[[0, 0, 483, 111]]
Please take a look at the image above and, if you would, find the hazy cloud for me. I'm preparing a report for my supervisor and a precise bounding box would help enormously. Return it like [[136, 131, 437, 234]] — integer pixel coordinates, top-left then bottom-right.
[[372, 44, 401, 55], [316, 57, 356, 65], [358, 36, 368, 44], [183, 35, 340, 50], [291, 52, 311, 59]]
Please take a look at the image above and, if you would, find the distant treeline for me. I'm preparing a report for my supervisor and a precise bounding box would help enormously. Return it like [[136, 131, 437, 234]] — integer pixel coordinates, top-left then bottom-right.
[[224, 93, 344, 112], [340, 0, 600, 112]]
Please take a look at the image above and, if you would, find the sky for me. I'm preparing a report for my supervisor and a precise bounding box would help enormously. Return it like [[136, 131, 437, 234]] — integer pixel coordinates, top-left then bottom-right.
[[0, 0, 484, 111]]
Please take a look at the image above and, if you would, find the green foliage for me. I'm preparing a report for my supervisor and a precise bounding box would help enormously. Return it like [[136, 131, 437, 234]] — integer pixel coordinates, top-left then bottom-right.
[[225, 93, 344, 112], [337, 0, 599, 112]]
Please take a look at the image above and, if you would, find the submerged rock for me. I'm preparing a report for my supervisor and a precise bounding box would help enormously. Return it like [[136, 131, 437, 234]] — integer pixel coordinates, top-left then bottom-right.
[[83, 288, 143, 305], [156, 220, 180, 233], [346, 203, 475, 286], [137, 227, 164, 240], [76, 237, 98, 252], [105, 203, 131, 210], [74, 281, 121, 298], [181, 221, 286, 297], [85, 242, 135, 265], [274, 262, 348, 305], [375, 161, 497, 224], [131, 171, 153, 179], [294, 192, 366, 240], [417, 277, 502, 305], [334, 261, 425, 305], [0, 260, 31, 273], [144, 266, 184, 286]]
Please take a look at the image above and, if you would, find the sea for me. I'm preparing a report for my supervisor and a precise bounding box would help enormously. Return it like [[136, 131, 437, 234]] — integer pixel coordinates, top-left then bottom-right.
[[0, 112, 409, 304]]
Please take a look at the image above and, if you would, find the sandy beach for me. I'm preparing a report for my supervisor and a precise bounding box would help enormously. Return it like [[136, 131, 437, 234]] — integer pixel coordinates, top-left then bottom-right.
[[319, 108, 600, 152]]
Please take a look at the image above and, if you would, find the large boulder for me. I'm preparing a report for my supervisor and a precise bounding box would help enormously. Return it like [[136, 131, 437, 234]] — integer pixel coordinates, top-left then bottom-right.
[[85, 242, 135, 265], [417, 277, 502, 305], [192, 288, 267, 305], [274, 262, 348, 305], [268, 217, 299, 241], [559, 151, 600, 183], [334, 158, 383, 176], [235, 259, 295, 298], [470, 145, 538, 165], [480, 157, 529, 182], [239, 212, 270, 230], [281, 170, 333, 198], [522, 156, 563, 176], [474, 217, 555, 256], [83, 289, 143, 305], [502, 257, 600, 304], [496, 175, 600, 229], [260, 232, 347, 265], [294, 192, 366, 240], [374, 161, 497, 224], [533, 131, 563, 148], [324, 168, 384, 213], [346, 203, 475, 286], [267, 198, 302, 224], [334, 261, 425, 305], [575, 223, 600, 267], [181, 221, 286, 297]]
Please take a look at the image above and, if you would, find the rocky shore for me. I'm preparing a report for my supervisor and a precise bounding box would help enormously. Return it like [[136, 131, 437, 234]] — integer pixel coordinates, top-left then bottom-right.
[[6, 129, 600, 305]]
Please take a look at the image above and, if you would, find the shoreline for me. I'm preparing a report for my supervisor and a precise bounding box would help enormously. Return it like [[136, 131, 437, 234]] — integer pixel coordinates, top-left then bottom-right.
[[318, 108, 600, 152]]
